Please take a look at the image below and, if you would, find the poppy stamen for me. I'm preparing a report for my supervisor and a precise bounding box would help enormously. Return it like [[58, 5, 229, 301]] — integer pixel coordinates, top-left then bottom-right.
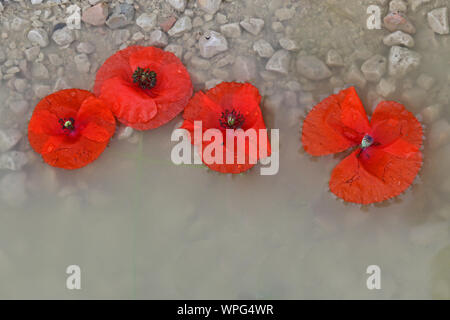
[[132, 67, 157, 90], [361, 134, 374, 149], [59, 117, 75, 131], [219, 109, 245, 129]]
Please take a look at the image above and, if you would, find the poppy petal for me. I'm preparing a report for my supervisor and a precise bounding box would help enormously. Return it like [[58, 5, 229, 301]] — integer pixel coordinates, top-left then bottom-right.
[[99, 76, 158, 127], [371, 101, 423, 148], [93, 45, 143, 97], [77, 97, 116, 142], [302, 87, 369, 156], [329, 141, 422, 204]]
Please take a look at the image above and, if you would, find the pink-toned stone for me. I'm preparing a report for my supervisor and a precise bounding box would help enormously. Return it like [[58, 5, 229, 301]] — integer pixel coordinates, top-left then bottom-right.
[[383, 12, 416, 34], [160, 16, 177, 32], [82, 3, 108, 26]]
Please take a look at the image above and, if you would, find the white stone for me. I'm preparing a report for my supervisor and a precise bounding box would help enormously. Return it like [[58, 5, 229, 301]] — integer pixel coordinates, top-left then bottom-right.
[[27, 28, 49, 47], [253, 39, 274, 58], [240, 18, 264, 36], [116, 125, 134, 140], [296, 55, 332, 81], [361, 54, 387, 82], [52, 27, 74, 46], [0, 172, 27, 207], [427, 7, 449, 35], [198, 0, 222, 14], [220, 23, 241, 38], [167, 0, 186, 12], [410, 0, 430, 12], [168, 16, 192, 37], [275, 7, 295, 21], [148, 30, 168, 47], [389, 0, 407, 13], [383, 31, 415, 47], [136, 13, 157, 32], [0, 128, 22, 153], [198, 31, 228, 58], [388, 46, 421, 78], [266, 50, 291, 75]]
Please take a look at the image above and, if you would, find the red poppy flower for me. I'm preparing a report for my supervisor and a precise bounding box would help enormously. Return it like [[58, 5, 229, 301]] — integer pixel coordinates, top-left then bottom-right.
[[94, 46, 193, 131], [181, 82, 271, 174], [28, 89, 116, 170], [301, 86, 423, 204]]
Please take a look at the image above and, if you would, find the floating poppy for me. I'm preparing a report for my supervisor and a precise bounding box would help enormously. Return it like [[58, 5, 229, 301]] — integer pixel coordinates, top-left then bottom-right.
[[94, 46, 193, 130], [181, 82, 271, 174], [301, 86, 423, 204], [28, 89, 116, 170]]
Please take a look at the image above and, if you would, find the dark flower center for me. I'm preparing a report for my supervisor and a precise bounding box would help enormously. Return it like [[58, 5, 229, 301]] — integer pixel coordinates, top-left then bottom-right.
[[132, 67, 157, 90], [59, 117, 75, 131], [360, 134, 374, 149], [219, 109, 245, 129]]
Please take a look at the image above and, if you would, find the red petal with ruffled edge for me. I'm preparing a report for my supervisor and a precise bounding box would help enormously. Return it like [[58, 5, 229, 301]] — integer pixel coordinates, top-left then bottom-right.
[[94, 46, 193, 130], [182, 82, 270, 174], [301, 86, 371, 156], [28, 89, 116, 170]]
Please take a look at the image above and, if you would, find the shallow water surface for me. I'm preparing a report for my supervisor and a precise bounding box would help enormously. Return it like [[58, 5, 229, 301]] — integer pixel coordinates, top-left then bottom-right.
[[0, 0, 449, 299]]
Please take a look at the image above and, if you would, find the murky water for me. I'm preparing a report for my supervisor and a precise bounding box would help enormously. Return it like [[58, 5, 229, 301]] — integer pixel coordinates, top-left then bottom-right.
[[0, 0, 449, 299]]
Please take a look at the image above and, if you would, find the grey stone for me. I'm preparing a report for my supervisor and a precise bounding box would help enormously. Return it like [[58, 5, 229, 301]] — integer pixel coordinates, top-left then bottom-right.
[[410, 0, 431, 12], [0, 48, 5, 63], [0, 172, 27, 207], [388, 46, 421, 78], [361, 54, 387, 82], [253, 39, 274, 58], [165, 44, 183, 59], [376, 78, 396, 97], [428, 119, 450, 149], [106, 4, 135, 29], [74, 54, 91, 73], [275, 7, 295, 21], [76, 42, 95, 54], [421, 104, 442, 124], [24, 46, 40, 61], [113, 29, 131, 45], [220, 23, 241, 38], [416, 74, 435, 90], [11, 17, 29, 31], [383, 31, 415, 47], [326, 49, 344, 67], [33, 84, 51, 99], [168, 16, 192, 37], [240, 18, 264, 35], [427, 7, 449, 35], [198, 0, 222, 14], [116, 125, 134, 140], [0, 128, 22, 153], [296, 55, 332, 80], [198, 31, 228, 58], [8, 100, 29, 116], [136, 13, 157, 32], [167, 0, 186, 11], [190, 56, 211, 70], [345, 64, 367, 88], [216, 13, 227, 24], [31, 62, 49, 79], [148, 30, 168, 47], [27, 28, 49, 47], [279, 38, 298, 51], [232, 56, 257, 82], [48, 53, 63, 66], [53, 77, 71, 91], [0, 151, 29, 171], [205, 79, 223, 90], [389, 0, 407, 13], [52, 27, 74, 46], [265, 49, 291, 75], [14, 79, 28, 93]]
